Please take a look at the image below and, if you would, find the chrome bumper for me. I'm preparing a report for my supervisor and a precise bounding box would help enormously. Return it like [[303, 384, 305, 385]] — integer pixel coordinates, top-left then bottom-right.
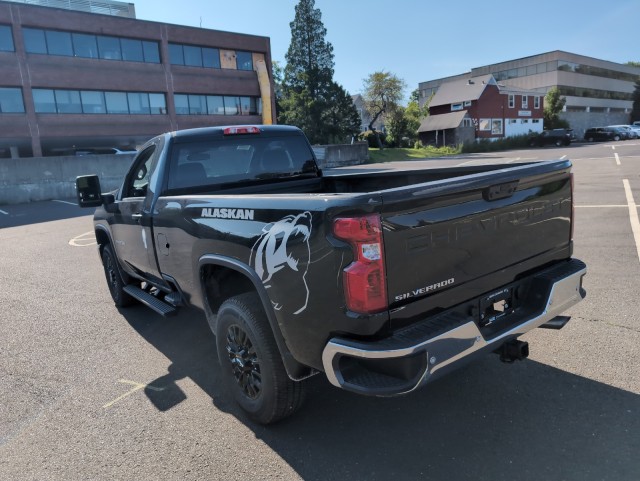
[[322, 259, 587, 396]]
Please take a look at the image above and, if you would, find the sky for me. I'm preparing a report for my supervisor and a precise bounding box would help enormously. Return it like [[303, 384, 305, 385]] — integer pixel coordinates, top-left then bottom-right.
[[131, 0, 639, 102]]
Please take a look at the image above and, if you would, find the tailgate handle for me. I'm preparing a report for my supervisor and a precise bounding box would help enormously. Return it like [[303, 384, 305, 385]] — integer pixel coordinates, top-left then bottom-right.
[[483, 181, 519, 201]]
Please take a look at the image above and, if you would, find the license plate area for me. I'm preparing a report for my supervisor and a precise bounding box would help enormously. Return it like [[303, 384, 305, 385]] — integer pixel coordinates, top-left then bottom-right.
[[479, 287, 514, 328]]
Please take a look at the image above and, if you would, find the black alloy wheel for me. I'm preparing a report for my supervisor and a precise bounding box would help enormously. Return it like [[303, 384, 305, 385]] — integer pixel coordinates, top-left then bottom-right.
[[225, 324, 262, 400], [215, 293, 306, 424]]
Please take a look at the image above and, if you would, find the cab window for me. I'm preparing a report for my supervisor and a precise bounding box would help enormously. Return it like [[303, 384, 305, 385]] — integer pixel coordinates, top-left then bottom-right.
[[123, 146, 156, 198]]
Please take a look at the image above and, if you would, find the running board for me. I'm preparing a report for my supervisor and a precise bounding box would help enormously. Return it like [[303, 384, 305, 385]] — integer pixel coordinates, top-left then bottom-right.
[[124, 285, 177, 317]]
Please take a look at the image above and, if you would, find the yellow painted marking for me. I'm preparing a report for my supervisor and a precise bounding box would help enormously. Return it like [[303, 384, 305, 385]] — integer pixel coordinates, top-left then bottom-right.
[[69, 231, 97, 247], [103, 379, 165, 409]]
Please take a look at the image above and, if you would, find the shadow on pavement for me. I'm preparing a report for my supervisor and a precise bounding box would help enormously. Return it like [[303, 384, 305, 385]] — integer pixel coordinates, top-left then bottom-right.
[[122, 305, 639, 481], [0, 199, 90, 229]]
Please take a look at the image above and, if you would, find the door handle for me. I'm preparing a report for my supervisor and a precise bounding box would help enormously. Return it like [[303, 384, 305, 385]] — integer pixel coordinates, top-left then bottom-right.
[[131, 213, 143, 221]]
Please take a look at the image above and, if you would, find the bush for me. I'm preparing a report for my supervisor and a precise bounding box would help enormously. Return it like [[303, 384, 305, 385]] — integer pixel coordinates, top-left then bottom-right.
[[359, 130, 387, 148], [461, 134, 533, 153]]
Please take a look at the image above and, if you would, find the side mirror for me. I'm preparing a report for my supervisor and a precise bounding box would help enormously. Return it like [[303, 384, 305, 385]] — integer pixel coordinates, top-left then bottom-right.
[[76, 174, 103, 208]]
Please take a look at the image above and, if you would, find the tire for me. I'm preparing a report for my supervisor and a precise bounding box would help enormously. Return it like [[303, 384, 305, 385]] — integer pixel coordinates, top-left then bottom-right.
[[555, 139, 562, 147], [216, 292, 305, 424], [587, 137, 594, 142], [101, 244, 135, 307], [613, 135, 620, 141]]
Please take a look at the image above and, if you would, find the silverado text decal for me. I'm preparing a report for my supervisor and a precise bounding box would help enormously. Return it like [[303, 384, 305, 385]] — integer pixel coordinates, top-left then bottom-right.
[[395, 278, 455, 301]]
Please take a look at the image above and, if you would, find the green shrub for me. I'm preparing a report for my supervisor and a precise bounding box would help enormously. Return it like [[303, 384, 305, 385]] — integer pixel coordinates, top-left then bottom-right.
[[461, 134, 532, 153], [359, 130, 387, 148]]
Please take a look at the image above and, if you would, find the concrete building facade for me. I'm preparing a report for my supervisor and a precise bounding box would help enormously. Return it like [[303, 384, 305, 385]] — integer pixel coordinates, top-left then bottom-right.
[[0, 0, 275, 157], [418, 51, 640, 138]]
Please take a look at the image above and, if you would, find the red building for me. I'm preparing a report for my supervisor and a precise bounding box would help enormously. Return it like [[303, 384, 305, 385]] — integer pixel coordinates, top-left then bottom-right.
[[418, 74, 544, 146]]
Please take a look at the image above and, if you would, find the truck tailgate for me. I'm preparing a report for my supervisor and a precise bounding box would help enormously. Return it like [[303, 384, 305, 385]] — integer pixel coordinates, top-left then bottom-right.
[[381, 161, 573, 326]]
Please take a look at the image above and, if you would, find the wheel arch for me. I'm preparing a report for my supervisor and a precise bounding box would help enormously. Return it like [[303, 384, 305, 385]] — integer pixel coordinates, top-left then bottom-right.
[[199, 254, 313, 381]]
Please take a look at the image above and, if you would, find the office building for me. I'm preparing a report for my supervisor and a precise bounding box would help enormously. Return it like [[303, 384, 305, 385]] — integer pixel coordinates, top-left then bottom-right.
[[0, 0, 275, 157]]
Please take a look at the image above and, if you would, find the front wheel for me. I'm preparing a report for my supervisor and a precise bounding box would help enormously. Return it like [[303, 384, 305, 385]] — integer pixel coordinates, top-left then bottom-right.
[[555, 139, 562, 147], [101, 244, 135, 307], [613, 135, 621, 141], [216, 293, 305, 424]]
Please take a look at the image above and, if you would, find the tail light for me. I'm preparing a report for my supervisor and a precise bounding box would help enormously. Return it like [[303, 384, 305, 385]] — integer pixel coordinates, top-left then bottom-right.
[[333, 215, 388, 314]]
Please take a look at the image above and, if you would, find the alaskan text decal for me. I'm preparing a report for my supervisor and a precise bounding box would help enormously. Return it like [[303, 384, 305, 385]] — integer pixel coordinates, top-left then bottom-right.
[[201, 208, 255, 220]]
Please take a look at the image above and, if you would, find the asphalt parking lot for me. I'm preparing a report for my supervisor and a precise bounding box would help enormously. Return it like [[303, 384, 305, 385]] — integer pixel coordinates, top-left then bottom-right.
[[1, 141, 639, 480]]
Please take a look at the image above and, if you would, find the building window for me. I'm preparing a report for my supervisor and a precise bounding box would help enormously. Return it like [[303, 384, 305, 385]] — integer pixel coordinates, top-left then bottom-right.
[[236, 51, 253, 71], [508, 119, 517, 124], [520, 119, 529, 124], [462, 118, 473, 127], [532, 119, 540, 123], [23, 28, 47, 54], [170, 43, 223, 69], [175, 94, 261, 116], [81, 91, 106, 113], [451, 103, 463, 111], [23, 28, 159, 63], [72, 33, 98, 58], [0, 87, 25, 113], [522, 96, 528, 109], [508, 94, 514, 108], [491, 119, 503, 134], [34, 88, 165, 114], [0, 25, 14, 51], [479, 119, 491, 131], [534, 96, 540, 109], [463, 100, 472, 107]]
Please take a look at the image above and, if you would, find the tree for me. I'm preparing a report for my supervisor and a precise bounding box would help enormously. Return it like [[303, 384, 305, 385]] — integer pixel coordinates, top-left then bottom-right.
[[626, 61, 640, 68], [279, 0, 335, 144], [321, 81, 361, 144], [385, 106, 408, 147], [631, 78, 640, 123], [543, 87, 567, 130], [362, 71, 406, 148]]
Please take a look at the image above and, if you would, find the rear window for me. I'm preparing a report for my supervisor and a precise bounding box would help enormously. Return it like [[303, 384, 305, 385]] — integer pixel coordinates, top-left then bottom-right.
[[167, 136, 317, 191]]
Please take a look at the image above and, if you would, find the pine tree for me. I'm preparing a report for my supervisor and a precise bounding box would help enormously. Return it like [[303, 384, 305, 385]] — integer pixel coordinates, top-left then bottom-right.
[[279, 0, 336, 144]]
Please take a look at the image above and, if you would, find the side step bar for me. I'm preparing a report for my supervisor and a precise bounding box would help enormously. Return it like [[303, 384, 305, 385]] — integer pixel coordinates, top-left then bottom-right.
[[123, 285, 177, 317]]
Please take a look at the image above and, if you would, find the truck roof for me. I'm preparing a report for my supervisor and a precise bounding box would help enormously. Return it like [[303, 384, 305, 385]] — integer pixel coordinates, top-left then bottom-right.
[[170, 125, 304, 140]]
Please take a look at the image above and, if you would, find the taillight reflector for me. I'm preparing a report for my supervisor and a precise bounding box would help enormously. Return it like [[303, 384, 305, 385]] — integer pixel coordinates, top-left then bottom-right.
[[223, 126, 261, 135], [333, 215, 387, 314]]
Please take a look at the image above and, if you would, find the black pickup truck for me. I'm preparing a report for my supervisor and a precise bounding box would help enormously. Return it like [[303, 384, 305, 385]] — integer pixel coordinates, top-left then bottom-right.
[[77, 125, 586, 424]]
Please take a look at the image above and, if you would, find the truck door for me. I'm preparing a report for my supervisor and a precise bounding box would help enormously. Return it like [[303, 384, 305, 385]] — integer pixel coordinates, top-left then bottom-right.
[[110, 145, 166, 286]]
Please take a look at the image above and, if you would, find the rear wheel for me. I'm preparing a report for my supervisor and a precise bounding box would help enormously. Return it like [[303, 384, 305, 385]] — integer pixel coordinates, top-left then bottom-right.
[[587, 136, 594, 142], [613, 135, 621, 141], [555, 139, 562, 147], [101, 244, 135, 307], [216, 293, 305, 424]]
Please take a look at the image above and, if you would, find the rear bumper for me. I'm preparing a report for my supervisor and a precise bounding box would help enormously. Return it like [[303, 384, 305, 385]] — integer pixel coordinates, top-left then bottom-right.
[[321, 259, 586, 396]]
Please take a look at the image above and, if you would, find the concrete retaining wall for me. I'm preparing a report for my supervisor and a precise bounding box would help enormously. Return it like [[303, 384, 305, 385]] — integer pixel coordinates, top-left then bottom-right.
[[0, 142, 369, 205], [312, 142, 368, 168], [0, 154, 134, 205]]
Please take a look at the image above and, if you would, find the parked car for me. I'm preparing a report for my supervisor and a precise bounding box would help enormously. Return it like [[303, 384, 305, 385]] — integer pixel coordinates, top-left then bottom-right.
[[584, 127, 623, 142], [633, 121, 640, 127], [624, 125, 640, 138], [529, 129, 574, 147], [608, 125, 638, 139]]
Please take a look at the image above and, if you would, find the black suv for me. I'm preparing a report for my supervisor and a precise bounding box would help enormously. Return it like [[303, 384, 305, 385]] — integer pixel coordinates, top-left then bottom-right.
[[584, 127, 625, 142], [529, 129, 573, 147]]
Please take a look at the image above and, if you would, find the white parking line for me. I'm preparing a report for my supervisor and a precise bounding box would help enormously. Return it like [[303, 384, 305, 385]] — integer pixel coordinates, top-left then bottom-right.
[[0, 209, 8, 215], [52, 200, 77, 206], [560, 155, 567, 160], [615, 153, 621, 165], [623, 179, 640, 264], [575, 205, 627, 208]]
